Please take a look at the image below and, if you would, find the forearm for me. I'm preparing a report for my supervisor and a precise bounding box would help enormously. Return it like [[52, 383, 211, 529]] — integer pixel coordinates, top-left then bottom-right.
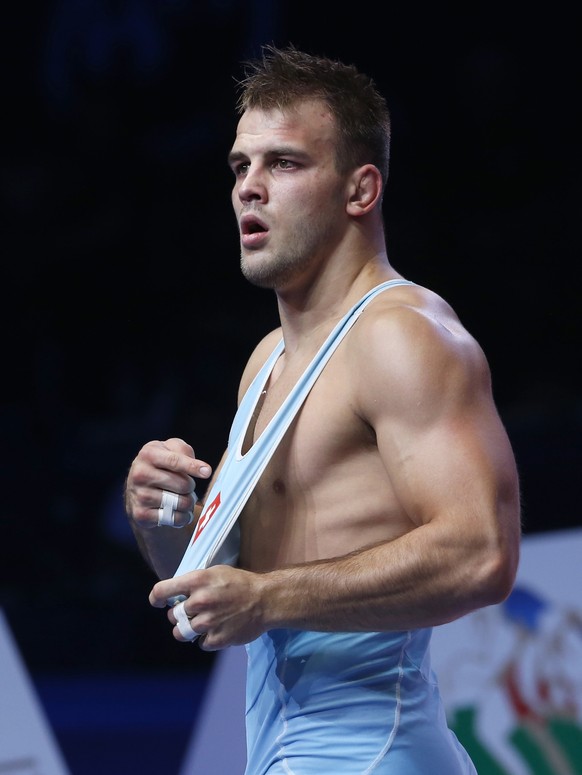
[[259, 524, 516, 633], [148, 516, 518, 650], [124, 475, 203, 579], [130, 516, 197, 580]]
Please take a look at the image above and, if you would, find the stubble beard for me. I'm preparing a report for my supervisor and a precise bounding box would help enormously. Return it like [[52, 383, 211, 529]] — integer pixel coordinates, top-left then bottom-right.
[[239, 247, 312, 290], [239, 211, 339, 290]]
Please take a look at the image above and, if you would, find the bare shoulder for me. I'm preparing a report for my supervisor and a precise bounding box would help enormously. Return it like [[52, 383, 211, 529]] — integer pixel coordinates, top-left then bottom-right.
[[237, 327, 283, 403], [349, 283, 492, 422]]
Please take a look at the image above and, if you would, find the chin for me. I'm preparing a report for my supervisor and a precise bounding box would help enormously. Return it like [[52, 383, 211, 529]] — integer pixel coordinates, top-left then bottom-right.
[[240, 259, 275, 290], [240, 250, 299, 291]]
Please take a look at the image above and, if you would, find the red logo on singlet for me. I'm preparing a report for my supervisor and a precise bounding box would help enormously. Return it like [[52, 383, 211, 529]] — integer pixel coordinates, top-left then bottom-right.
[[192, 492, 221, 543]]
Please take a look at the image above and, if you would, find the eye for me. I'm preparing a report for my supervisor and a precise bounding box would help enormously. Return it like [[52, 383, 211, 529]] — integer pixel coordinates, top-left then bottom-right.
[[230, 161, 249, 177], [275, 159, 296, 170]]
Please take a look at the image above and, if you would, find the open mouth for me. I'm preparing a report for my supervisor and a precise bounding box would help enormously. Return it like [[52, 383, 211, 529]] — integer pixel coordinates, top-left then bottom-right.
[[240, 214, 269, 248], [241, 215, 268, 235]]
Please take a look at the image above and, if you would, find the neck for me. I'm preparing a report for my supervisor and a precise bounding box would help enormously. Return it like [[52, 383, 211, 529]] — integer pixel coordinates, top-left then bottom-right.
[[276, 251, 399, 355]]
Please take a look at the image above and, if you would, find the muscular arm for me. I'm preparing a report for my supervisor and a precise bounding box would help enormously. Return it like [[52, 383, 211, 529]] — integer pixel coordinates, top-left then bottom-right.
[[262, 304, 520, 629], [150, 300, 520, 648], [319, 301, 522, 623]]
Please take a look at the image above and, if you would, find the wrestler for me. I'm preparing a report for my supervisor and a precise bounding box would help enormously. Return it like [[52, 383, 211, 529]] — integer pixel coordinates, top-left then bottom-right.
[[124, 45, 521, 773]]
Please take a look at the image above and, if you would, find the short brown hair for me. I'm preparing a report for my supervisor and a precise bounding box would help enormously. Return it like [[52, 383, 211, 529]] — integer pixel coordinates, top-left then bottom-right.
[[235, 44, 391, 186]]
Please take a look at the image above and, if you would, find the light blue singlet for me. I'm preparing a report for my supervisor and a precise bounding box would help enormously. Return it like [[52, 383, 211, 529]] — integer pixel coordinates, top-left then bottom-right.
[[245, 629, 477, 774]]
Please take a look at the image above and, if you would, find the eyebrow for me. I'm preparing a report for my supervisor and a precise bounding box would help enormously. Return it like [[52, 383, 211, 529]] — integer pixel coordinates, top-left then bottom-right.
[[227, 150, 247, 167]]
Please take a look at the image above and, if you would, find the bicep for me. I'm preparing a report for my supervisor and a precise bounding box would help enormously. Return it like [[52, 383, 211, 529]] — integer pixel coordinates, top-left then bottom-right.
[[358, 314, 519, 537], [380, 392, 518, 533]]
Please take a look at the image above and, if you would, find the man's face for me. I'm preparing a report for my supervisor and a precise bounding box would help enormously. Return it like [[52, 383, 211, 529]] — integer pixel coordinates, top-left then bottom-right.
[[228, 100, 348, 291]]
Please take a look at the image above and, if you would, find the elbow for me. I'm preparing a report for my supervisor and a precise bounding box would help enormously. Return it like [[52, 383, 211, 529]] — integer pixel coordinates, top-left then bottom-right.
[[476, 539, 520, 607], [470, 494, 522, 608]]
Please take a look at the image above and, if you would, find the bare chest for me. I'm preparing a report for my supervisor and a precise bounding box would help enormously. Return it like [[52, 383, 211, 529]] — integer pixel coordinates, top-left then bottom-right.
[[237, 353, 398, 570], [241, 349, 360, 474]]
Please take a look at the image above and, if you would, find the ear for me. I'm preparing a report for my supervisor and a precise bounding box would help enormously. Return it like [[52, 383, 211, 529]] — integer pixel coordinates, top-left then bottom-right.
[[346, 164, 383, 217]]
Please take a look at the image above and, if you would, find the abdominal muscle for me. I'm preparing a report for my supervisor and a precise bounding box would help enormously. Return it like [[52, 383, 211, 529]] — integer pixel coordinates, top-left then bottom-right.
[[237, 357, 414, 573]]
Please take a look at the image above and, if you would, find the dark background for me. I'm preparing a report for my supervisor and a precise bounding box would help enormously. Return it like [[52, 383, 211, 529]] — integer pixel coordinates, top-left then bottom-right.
[[1, 1, 580, 771]]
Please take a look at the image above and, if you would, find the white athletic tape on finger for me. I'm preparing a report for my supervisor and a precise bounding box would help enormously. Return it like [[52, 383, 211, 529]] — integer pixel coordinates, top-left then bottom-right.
[[173, 601, 200, 641], [157, 490, 197, 528], [161, 490, 179, 523], [157, 490, 180, 527]]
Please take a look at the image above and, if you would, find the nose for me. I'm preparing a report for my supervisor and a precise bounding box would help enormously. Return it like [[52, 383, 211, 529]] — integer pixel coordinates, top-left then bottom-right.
[[237, 165, 267, 204]]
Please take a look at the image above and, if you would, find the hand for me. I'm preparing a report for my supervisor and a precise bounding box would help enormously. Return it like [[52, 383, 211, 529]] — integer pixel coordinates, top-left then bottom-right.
[[149, 565, 267, 651], [124, 438, 212, 529]]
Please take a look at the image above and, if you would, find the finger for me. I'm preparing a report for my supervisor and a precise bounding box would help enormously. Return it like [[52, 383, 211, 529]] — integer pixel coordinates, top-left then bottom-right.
[[138, 484, 196, 511], [196, 633, 223, 652], [149, 572, 202, 608], [129, 488, 195, 529], [127, 453, 194, 501], [197, 634, 208, 649], [159, 439, 213, 480], [149, 579, 180, 609], [158, 508, 195, 528], [156, 490, 196, 528], [172, 601, 202, 642]]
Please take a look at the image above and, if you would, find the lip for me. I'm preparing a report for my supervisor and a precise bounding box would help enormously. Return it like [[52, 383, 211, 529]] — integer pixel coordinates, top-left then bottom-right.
[[240, 213, 269, 247]]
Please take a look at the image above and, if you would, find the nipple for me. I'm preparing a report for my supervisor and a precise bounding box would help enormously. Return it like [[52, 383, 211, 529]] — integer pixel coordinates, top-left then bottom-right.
[[272, 478, 286, 495]]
